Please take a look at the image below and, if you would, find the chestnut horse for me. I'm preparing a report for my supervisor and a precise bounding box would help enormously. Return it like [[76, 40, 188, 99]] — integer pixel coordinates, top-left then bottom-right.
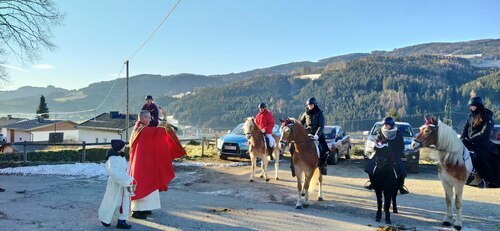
[[279, 118, 323, 209], [242, 117, 280, 182], [412, 116, 471, 230]]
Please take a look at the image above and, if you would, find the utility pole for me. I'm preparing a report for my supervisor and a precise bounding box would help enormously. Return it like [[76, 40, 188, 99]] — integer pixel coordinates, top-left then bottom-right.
[[125, 60, 129, 142]]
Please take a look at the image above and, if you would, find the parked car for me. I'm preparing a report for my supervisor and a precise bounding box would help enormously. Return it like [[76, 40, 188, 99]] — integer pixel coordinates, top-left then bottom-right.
[[217, 123, 281, 160], [363, 121, 420, 173], [324, 125, 351, 165], [492, 125, 500, 145]]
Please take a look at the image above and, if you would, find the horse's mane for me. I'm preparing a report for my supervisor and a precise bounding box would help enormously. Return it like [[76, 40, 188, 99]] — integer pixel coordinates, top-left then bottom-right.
[[436, 120, 465, 166]]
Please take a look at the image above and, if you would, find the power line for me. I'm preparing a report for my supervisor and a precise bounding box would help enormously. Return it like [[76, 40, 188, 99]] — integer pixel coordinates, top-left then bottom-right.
[[126, 0, 182, 61]]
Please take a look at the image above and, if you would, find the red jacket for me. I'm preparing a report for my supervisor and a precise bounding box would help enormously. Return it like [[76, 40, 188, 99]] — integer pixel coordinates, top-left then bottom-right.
[[255, 109, 275, 134]]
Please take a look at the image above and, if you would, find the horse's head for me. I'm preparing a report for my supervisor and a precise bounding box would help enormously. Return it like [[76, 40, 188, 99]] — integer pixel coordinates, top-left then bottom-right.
[[412, 115, 439, 149], [242, 117, 255, 139], [278, 117, 295, 146]]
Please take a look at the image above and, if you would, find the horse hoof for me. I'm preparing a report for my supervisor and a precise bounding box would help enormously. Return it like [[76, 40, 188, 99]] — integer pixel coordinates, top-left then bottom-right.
[[375, 218, 381, 222], [303, 204, 309, 208], [295, 205, 302, 209], [275, 177, 279, 181], [318, 197, 323, 201], [454, 225, 462, 230], [385, 219, 392, 224], [442, 221, 452, 227], [393, 209, 398, 213], [249, 179, 254, 182], [265, 178, 270, 182], [301, 193, 305, 196], [259, 175, 263, 178]]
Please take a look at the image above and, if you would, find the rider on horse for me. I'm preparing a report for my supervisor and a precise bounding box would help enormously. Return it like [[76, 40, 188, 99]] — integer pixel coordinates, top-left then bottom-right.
[[461, 96, 500, 188], [255, 102, 277, 160], [290, 97, 328, 176], [364, 117, 409, 195]]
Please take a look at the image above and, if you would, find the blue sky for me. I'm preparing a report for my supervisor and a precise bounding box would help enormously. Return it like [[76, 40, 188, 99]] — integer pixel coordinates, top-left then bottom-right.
[[2, 0, 499, 91]]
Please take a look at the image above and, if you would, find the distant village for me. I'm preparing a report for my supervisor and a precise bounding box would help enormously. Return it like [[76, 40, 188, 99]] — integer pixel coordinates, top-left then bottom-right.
[[0, 111, 205, 154]]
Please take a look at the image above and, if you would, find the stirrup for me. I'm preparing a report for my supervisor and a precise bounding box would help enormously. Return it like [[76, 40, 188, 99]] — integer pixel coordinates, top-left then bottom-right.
[[400, 185, 410, 194], [363, 181, 373, 190]]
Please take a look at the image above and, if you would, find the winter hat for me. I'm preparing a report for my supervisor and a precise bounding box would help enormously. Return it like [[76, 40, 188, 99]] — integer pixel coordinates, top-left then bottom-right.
[[111, 139, 125, 152]]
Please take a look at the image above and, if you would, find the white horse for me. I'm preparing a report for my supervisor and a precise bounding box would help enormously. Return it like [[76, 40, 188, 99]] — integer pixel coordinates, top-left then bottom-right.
[[412, 116, 471, 230], [242, 117, 280, 182]]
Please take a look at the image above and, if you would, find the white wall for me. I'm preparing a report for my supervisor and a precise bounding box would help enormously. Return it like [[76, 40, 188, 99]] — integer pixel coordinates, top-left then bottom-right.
[[78, 129, 122, 143], [14, 130, 31, 142], [31, 130, 79, 142]]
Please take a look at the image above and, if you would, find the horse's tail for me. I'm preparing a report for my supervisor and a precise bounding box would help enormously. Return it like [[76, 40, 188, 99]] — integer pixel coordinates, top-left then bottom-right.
[[308, 167, 320, 198]]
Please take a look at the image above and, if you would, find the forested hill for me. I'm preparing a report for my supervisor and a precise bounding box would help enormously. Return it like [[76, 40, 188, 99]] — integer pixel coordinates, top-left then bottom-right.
[[171, 55, 498, 131]]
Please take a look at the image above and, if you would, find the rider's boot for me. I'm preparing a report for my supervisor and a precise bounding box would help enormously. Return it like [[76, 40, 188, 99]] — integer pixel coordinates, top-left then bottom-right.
[[364, 175, 374, 190], [319, 152, 328, 175], [399, 178, 409, 195]]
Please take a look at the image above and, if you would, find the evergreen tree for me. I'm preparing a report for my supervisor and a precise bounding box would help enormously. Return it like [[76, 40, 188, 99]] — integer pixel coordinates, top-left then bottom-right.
[[386, 107, 399, 121], [443, 94, 453, 127], [36, 95, 50, 118]]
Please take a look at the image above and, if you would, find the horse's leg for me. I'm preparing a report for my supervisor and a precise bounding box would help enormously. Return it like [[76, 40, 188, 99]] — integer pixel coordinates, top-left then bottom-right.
[[274, 147, 280, 180], [249, 153, 256, 182], [453, 182, 465, 230], [392, 186, 398, 213], [375, 189, 382, 222], [318, 170, 323, 201], [302, 170, 313, 208], [441, 179, 454, 227], [261, 153, 270, 182], [295, 168, 303, 209], [383, 189, 392, 224]]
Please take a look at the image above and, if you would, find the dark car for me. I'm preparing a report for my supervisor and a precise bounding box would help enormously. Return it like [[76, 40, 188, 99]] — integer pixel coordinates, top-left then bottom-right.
[[492, 125, 500, 145], [324, 125, 351, 165]]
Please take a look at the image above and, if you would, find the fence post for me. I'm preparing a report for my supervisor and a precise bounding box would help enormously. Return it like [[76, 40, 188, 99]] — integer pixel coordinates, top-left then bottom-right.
[[82, 141, 87, 162], [201, 137, 206, 157], [23, 141, 27, 163]]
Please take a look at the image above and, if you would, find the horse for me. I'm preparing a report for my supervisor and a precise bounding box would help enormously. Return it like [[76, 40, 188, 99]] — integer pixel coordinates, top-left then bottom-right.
[[242, 117, 281, 182], [279, 118, 323, 209], [412, 116, 470, 230], [368, 143, 399, 224]]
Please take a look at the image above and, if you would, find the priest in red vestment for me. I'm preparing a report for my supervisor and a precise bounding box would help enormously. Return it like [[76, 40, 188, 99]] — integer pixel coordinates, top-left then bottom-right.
[[129, 109, 186, 219]]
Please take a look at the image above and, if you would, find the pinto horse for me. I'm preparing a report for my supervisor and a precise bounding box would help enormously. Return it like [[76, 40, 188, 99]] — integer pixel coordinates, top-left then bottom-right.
[[242, 117, 280, 182], [279, 118, 323, 209], [412, 116, 470, 230]]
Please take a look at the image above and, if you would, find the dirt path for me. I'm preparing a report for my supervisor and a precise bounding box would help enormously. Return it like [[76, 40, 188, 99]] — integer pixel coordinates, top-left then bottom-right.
[[0, 158, 499, 230]]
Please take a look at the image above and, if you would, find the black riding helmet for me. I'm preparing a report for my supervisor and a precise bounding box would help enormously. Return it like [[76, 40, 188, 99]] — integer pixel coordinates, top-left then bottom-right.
[[258, 102, 267, 108], [468, 96, 484, 109], [145, 95, 153, 100], [306, 97, 318, 105], [382, 117, 395, 128]]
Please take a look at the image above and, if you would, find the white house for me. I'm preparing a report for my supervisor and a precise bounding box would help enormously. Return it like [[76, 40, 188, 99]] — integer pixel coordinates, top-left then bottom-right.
[[75, 111, 137, 143]]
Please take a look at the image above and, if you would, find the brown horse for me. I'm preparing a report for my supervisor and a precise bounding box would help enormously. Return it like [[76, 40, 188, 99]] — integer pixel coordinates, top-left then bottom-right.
[[412, 116, 470, 230], [242, 117, 280, 182], [279, 118, 323, 209]]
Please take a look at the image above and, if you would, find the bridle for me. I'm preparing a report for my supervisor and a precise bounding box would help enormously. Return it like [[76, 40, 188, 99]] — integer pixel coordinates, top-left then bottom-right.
[[414, 124, 438, 149]]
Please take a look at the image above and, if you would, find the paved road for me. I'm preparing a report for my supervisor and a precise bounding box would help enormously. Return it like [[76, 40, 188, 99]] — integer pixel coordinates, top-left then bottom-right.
[[0, 159, 499, 231]]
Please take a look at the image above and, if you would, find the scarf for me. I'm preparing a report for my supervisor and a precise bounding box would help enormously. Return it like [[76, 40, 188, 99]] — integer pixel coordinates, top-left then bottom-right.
[[105, 149, 125, 161], [381, 126, 398, 140]]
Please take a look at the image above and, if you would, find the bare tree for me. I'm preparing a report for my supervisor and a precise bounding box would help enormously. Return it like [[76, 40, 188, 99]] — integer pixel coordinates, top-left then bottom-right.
[[0, 0, 64, 82]]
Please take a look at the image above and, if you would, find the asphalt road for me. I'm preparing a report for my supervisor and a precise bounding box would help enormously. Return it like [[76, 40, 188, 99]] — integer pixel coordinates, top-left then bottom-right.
[[0, 158, 499, 231]]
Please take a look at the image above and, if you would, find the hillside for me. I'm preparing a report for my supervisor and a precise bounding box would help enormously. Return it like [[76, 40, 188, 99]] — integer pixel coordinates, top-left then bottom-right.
[[171, 55, 498, 131], [0, 38, 498, 126]]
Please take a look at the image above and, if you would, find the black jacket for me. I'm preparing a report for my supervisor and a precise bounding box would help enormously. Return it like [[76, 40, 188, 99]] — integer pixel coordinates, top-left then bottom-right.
[[461, 108, 495, 146], [299, 106, 325, 136]]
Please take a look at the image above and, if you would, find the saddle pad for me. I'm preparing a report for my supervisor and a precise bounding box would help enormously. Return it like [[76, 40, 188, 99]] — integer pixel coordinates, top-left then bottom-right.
[[313, 140, 320, 158], [463, 148, 473, 173]]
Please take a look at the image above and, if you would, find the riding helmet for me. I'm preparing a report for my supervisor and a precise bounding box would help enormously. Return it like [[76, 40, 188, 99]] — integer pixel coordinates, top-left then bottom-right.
[[468, 96, 484, 108], [382, 117, 395, 127], [306, 97, 318, 105], [145, 95, 153, 100], [258, 102, 267, 108]]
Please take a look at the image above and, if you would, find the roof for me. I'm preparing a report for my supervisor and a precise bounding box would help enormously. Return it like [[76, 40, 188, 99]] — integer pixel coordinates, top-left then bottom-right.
[[76, 112, 137, 131], [0, 117, 27, 126], [0, 119, 68, 131]]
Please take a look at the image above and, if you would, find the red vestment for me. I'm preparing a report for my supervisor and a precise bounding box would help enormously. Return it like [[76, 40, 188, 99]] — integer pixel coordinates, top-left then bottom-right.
[[129, 121, 186, 200]]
